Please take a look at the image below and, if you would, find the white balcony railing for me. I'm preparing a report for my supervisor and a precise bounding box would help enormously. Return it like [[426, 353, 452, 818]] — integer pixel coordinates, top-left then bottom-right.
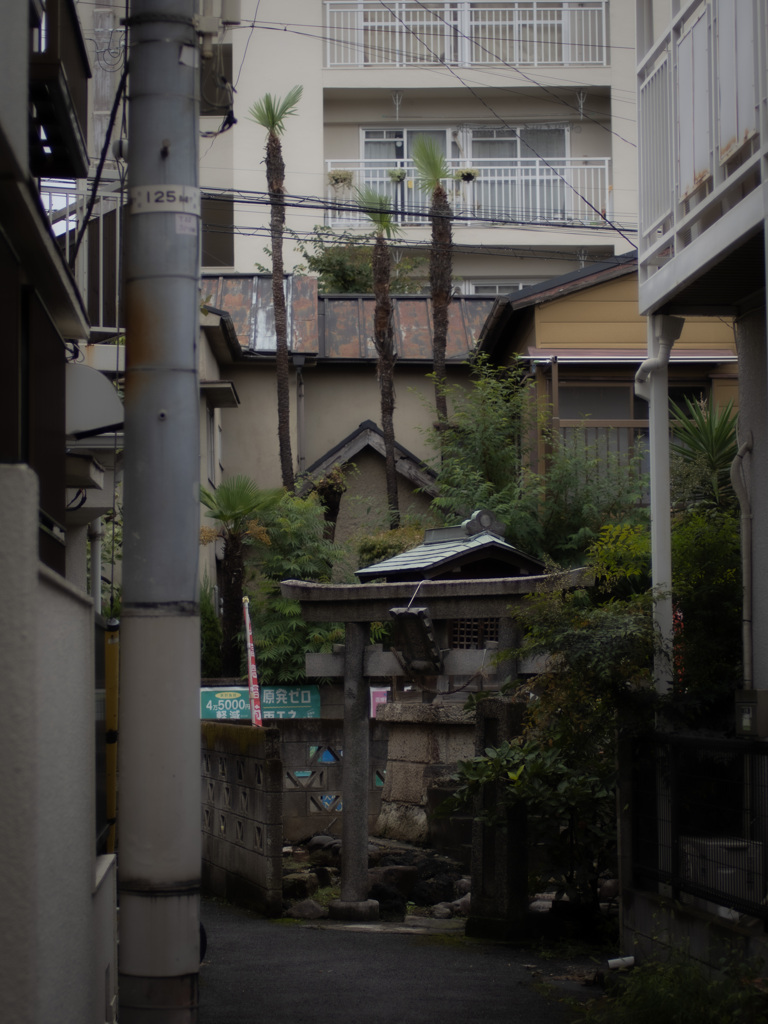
[[40, 180, 124, 336], [637, 0, 767, 302], [325, 157, 611, 228], [325, 1, 608, 68]]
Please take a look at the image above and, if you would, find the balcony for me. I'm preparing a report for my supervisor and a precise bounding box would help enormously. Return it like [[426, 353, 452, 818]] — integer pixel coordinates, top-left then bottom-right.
[[41, 181, 124, 337], [637, 0, 767, 312], [325, 157, 611, 228], [325, 1, 608, 68], [30, 0, 91, 179]]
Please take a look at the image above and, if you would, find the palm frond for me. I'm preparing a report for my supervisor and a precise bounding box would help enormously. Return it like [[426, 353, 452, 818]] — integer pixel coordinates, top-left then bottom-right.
[[411, 135, 451, 193], [354, 186, 399, 239], [200, 476, 283, 533], [248, 84, 303, 135], [670, 397, 737, 468]]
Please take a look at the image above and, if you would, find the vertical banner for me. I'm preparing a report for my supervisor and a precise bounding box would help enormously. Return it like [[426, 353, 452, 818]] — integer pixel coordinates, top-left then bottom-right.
[[243, 597, 262, 727]]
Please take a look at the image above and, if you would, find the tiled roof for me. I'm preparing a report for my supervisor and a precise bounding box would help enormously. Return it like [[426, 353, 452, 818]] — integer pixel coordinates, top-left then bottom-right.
[[355, 527, 543, 582]]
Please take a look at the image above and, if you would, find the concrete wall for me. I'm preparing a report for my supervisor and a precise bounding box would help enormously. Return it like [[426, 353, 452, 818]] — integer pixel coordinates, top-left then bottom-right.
[[0, 464, 117, 1023], [622, 890, 768, 973], [201, 723, 284, 915]]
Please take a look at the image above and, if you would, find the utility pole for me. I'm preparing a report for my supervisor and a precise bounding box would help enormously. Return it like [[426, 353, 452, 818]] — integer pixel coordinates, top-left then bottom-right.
[[118, 1, 202, 1019]]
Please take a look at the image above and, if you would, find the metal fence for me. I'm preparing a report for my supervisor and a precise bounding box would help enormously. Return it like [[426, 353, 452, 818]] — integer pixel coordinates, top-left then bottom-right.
[[629, 733, 768, 921], [325, 2, 608, 68]]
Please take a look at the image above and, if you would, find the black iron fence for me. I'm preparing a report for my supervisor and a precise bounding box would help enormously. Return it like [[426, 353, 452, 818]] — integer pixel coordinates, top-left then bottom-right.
[[629, 733, 768, 921]]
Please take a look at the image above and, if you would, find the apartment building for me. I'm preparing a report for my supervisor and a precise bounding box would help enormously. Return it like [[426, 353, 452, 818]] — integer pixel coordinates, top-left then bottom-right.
[[206, 0, 639, 292]]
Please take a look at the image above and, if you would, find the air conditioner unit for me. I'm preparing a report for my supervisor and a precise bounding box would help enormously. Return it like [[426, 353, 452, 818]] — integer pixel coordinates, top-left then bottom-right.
[[679, 836, 763, 914]]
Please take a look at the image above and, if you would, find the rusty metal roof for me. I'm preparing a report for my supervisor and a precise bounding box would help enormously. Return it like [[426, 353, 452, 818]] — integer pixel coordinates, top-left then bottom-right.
[[202, 274, 494, 361]]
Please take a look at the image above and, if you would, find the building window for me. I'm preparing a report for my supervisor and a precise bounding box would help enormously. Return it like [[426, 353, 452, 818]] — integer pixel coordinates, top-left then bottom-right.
[[201, 194, 234, 268]]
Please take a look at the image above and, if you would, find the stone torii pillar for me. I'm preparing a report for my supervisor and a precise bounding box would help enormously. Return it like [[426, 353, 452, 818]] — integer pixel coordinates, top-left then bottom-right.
[[332, 620, 379, 921]]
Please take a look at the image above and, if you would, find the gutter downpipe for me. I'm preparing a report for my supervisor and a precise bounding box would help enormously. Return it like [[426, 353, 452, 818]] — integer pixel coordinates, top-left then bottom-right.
[[634, 314, 685, 694], [731, 436, 753, 689]]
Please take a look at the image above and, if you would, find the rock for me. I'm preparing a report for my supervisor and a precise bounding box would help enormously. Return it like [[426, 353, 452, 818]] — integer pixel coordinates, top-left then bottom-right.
[[286, 899, 328, 920], [451, 893, 471, 916], [312, 865, 337, 889], [599, 878, 619, 902], [456, 877, 471, 896], [282, 872, 319, 900], [412, 873, 457, 906], [432, 904, 453, 919], [368, 882, 407, 922], [307, 834, 338, 851], [368, 864, 418, 899]]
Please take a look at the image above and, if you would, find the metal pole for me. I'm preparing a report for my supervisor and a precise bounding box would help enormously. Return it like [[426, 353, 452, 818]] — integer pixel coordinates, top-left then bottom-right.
[[118, 2, 201, 1019], [648, 316, 673, 693]]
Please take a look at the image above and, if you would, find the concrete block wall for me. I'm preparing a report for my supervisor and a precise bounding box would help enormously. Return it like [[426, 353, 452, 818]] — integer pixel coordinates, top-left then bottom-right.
[[201, 723, 284, 915], [276, 718, 389, 842]]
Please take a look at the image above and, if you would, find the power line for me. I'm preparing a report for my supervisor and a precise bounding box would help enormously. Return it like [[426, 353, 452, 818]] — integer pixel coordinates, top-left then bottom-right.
[[200, 185, 637, 236], [200, 221, 630, 268]]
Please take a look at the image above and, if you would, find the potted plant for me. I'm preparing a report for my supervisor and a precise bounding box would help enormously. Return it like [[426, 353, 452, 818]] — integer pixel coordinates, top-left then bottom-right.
[[327, 169, 354, 189], [387, 167, 407, 183], [456, 168, 479, 183]]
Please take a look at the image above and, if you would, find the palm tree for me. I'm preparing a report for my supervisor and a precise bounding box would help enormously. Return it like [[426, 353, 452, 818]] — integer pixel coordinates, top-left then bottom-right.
[[412, 135, 453, 429], [200, 476, 283, 677], [248, 86, 303, 490], [357, 185, 400, 528], [670, 396, 738, 508]]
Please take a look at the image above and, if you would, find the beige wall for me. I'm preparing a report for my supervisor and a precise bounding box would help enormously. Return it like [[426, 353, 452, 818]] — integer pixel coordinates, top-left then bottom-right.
[[0, 464, 114, 1024], [530, 276, 737, 356], [222, 361, 460, 490]]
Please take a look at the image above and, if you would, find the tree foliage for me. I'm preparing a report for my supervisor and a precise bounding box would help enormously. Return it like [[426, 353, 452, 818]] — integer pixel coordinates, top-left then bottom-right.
[[291, 225, 425, 294], [671, 506, 742, 707], [430, 357, 647, 564], [200, 476, 283, 677], [246, 492, 346, 686]]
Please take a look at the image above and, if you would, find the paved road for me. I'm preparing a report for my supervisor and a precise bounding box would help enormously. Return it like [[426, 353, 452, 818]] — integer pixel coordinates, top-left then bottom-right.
[[199, 897, 593, 1024]]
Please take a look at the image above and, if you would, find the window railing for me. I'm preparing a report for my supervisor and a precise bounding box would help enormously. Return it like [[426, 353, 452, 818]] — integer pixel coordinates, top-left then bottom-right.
[[325, 1, 608, 68], [325, 157, 611, 227]]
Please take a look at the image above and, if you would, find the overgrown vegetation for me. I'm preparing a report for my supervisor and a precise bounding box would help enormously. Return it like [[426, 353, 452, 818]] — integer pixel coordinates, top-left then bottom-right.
[[429, 357, 647, 564], [200, 575, 223, 678], [445, 391, 744, 910], [245, 492, 346, 686], [290, 225, 425, 294], [572, 949, 768, 1023]]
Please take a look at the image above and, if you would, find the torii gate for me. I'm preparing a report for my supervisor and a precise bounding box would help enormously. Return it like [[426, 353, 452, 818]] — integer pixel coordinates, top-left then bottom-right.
[[280, 569, 589, 922]]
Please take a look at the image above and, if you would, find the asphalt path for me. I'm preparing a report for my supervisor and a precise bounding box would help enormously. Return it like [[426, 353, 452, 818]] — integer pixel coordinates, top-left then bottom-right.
[[199, 896, 592, 1024]]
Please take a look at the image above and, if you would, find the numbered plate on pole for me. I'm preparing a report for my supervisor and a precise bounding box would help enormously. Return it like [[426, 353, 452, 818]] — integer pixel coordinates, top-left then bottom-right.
[[129, 185, 200, 215]]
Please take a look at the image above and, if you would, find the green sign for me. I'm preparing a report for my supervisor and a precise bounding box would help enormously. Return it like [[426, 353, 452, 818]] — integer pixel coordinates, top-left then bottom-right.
[[201, 687, 250, 720], [262, 684, 321, 719], [200, 684, 322, 721]]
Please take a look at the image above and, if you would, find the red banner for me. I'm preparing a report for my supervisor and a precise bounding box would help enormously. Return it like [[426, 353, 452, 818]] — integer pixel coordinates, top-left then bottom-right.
[[243, 598, 262, 727]]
